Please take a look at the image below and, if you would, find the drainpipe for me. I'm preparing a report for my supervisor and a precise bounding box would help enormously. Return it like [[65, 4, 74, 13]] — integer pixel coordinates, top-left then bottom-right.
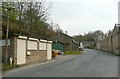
[[111, 35, 113, 53], [116, 28, 120, 55]]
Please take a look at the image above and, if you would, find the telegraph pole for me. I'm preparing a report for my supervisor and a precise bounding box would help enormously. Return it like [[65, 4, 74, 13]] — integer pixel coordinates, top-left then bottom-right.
[[5, 9, 9, 62]]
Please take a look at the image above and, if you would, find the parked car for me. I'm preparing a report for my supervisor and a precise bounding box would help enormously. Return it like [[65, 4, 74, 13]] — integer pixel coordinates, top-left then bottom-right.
[[52, 50, 64, 57]]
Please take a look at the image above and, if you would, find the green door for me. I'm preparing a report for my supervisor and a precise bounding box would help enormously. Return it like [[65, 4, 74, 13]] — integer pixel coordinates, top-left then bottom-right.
[[52, 42, 64, 52]]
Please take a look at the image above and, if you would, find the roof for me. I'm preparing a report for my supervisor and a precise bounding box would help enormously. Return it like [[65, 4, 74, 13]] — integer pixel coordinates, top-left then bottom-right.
[[113, 24, 120, 31], [72, 39, 79, 44]]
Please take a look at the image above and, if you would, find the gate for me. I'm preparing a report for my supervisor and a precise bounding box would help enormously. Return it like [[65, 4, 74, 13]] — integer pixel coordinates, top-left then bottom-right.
[[47, 42, 52, 60], [17, 39, 26, 64]]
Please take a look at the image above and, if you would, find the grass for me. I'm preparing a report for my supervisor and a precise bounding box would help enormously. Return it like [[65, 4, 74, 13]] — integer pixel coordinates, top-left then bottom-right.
[[2, 62, 21, 71], [64, 51, 83, 55]]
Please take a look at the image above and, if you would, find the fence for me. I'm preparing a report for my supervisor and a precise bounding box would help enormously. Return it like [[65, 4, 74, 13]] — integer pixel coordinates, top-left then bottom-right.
[[2, 35, 52, 65], [96, 24, 120, 55]]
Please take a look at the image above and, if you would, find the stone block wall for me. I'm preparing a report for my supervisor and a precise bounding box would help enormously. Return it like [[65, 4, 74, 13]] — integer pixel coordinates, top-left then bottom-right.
[[96, 25, 120, 55], [26, 50, 47, 64]]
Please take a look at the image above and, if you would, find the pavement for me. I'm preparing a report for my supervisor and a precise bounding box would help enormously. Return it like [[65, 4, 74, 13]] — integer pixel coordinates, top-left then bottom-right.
[[2, 49, 118, 77]]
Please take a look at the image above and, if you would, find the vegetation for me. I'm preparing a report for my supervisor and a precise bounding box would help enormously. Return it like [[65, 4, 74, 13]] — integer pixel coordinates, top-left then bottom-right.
[[2, 1, 56, 40], [1, 1, 68, 62], [2, 62, 21, 71], [73, 30, 106, 48], [73, 30, 105, 43], [64, 51, 83, 55]]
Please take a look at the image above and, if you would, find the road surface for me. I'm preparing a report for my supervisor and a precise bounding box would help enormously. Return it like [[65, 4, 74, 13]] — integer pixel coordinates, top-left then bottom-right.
[[3, 49, 118, 77]]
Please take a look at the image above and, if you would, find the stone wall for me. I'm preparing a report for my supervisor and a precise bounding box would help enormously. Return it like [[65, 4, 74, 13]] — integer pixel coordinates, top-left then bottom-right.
[[97, 25, 120, 55], [26, 50, 47, 64], [112, 34, 119, 54]]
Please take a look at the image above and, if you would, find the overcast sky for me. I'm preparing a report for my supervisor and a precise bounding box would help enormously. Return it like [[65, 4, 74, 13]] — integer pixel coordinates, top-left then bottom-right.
[[46, 0, 120, 36]]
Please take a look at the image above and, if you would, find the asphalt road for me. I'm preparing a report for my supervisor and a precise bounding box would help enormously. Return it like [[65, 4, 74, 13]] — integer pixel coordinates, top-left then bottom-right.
[[3, 49, 118, 77]]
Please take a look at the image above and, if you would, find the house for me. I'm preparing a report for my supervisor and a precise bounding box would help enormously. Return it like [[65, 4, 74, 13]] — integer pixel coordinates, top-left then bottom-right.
[[83, 41, 95, 48], [49, 32, 79, 51]]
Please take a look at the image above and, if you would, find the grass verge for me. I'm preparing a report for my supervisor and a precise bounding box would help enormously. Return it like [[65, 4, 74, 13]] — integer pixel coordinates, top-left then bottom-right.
[[64, 51, 83, 55], [2, 62, 21, 72]]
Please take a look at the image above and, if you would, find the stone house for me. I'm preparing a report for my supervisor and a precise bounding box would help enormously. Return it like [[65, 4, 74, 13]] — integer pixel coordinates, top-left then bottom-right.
[[49, 32, 79, 51]]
